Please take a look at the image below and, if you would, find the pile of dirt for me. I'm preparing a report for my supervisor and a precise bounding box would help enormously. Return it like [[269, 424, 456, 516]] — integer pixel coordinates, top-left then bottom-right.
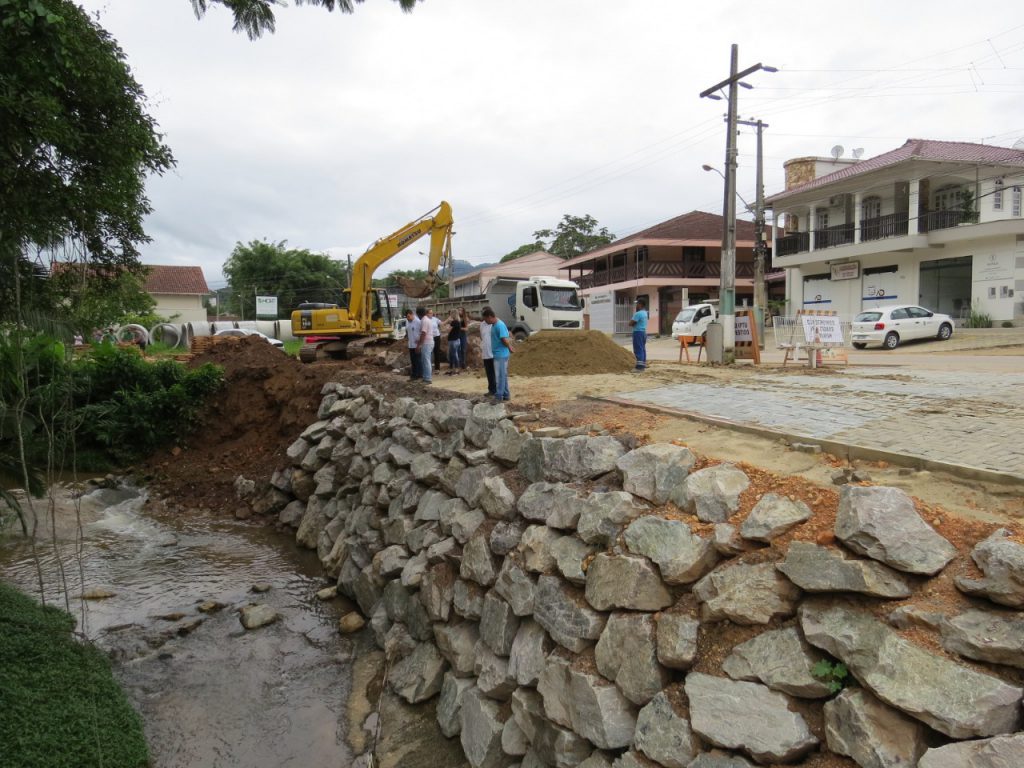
[[509, 330, 636, 377], [143, 337, 468, 512]]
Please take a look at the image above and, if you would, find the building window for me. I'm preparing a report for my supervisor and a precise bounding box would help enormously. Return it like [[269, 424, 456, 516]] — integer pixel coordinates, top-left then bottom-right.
[[1014, 186, 1022, 217], [682, 246, 706, 262], [816, 211, 829, 230], [861, 196, 881, 221], [993, 179, 1004, 211], [933, 185, 963, 211]]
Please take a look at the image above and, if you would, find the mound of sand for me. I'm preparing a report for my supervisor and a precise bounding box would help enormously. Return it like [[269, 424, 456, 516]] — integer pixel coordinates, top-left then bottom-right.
[[509, 330, 636, 377]]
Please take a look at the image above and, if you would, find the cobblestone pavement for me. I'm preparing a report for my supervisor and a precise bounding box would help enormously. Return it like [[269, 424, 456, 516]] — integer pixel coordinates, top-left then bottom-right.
[[614, 367, 1024, 480]]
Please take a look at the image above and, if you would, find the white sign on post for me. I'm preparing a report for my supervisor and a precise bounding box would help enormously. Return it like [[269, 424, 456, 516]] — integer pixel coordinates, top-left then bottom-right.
[[800, 315, 844, 344], [256, 296, 278, 318], [734, 312, 753, 342]]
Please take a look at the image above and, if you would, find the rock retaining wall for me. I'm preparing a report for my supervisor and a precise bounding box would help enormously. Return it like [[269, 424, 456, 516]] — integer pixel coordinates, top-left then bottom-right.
[[259, 383, 1024, 767]]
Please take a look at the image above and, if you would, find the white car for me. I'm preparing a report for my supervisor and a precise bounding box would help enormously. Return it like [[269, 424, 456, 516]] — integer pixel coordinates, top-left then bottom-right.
[[671, 303, 718, 339], [213, 328, 285, 348], [851, 305, 954, 350]]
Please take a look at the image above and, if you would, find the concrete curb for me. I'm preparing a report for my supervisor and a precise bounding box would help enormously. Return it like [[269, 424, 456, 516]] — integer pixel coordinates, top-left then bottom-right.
[[586, 395, 1024, 488]]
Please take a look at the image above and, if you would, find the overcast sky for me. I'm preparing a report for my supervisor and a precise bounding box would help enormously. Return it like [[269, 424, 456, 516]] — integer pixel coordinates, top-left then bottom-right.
[[78, 1, 1024, 287]]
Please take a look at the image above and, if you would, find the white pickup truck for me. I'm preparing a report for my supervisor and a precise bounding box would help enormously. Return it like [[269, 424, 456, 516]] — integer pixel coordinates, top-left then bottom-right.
[[671, 303, 719, 339]]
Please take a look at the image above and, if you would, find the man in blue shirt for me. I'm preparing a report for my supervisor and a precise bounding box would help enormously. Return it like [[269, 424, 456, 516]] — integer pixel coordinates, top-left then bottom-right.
[[483, 307, 513, 402], [629, 297, 648, 371]]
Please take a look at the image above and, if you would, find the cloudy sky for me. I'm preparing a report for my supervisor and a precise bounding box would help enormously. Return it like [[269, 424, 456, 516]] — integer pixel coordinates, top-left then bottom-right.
[[78, 0, 1024, 288]]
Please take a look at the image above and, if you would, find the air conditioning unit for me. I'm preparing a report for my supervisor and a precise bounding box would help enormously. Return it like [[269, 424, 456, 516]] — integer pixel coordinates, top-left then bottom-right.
[[828, 195, 843, 206]]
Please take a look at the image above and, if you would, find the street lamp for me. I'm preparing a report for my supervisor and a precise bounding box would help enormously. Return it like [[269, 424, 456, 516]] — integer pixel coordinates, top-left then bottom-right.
[[702, 165, 754, 212], [699, 45, 776, 361]]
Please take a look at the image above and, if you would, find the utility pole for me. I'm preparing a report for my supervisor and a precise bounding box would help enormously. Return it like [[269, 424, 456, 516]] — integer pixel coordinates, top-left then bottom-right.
[[700, 45, 776, 362], [737, 117, 769, 348]]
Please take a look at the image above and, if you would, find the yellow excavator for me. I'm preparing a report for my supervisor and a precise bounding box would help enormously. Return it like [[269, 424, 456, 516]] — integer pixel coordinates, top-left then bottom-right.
[[292, 201, 453, 363]]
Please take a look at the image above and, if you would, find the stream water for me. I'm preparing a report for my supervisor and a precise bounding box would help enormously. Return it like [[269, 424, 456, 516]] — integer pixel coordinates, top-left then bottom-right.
[[0, 483, 466, 768]]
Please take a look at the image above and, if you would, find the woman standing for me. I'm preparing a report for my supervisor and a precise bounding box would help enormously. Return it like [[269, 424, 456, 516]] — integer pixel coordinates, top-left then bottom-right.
[[446, 313, 462, 375], [457, 307, 470, 371]]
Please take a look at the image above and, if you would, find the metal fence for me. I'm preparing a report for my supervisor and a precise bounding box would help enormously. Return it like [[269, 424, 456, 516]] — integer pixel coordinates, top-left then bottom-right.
[[772, 315, 853, 366]]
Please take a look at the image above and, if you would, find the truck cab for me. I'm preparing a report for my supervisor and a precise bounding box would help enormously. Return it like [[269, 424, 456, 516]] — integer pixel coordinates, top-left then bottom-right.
[[500, 276, 584, 340], [671, 303, 718, 339]]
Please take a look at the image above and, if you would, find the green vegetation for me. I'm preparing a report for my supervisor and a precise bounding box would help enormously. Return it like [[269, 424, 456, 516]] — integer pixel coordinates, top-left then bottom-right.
[[191, 0, 421, 40], [283, 339, 304, 357], [533, 214, 616, 260], [0, 581, 149, 768], [223, 239, 350, 319], [965, 304, 994, 329], [811, 659, 849, 694]]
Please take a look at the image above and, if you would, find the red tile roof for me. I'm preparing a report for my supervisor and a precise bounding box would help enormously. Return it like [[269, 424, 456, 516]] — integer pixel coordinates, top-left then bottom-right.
[[768, 139, 1024, 203], [561, 211, 762, 267], [143, 265, 210, 295]]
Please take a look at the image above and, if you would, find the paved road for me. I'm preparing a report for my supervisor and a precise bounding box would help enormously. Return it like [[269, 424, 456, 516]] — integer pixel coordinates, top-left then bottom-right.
[[612, 364, 1024, 482]]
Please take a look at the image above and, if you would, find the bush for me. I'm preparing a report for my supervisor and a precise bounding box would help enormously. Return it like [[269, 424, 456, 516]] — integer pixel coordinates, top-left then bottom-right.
[[0, 582, 149, 767], [965, 305, 993, 329], [1002, 320, 1015, 328]]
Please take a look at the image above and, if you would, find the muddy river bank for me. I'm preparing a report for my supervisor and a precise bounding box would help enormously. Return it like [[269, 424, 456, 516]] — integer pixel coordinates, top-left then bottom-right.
[[0, 482, 466, 768]]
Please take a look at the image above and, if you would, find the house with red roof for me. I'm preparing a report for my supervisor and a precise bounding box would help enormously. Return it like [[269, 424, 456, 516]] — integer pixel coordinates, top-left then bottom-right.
[[559, 211, 781, 335], [766, 139, 1024, 323], [142, 265, 210, 323]]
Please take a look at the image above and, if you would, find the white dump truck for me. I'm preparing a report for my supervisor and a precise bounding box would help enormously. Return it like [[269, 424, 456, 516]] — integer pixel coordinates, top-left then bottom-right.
[[425, 276, 585, 340]]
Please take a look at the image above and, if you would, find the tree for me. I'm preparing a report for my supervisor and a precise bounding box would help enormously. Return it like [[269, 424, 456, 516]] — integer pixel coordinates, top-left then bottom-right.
[[190, 0, 420, 39], [48, 265, 158, 333], [223, 240, 349, 318], [500, 242, 545, 263], [0, 0, 174, 287], [533, 215, 615, 260]]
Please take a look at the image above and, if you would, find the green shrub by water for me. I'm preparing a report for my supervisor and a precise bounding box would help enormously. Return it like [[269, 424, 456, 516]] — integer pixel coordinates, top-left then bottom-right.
[[0, 582, 149, 768]]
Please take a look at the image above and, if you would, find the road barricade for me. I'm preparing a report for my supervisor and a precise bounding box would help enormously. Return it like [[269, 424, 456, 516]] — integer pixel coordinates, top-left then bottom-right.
[[775, 311, 852, 367]]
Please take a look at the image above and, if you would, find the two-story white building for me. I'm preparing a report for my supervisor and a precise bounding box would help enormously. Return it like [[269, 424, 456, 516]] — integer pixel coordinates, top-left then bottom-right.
[[766, 139, 1024, 323]]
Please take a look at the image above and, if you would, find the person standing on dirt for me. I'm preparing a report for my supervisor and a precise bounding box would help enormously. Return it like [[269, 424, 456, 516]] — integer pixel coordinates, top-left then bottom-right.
[[479, 306, 496, 397], [406, 308, 421, 381], [457, 307, 470, 371], [427, 308, 441, 370], [629, 297, 649, 372], [416, 306, 434, 384], [483, 307, 513, 402], [446, 314, 462, 375]]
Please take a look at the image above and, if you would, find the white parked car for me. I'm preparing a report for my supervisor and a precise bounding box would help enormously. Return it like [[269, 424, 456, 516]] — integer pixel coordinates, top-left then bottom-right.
[[213, 328, 285, 348], [671, 303, 718, 339], [851, 305, 954, 350]]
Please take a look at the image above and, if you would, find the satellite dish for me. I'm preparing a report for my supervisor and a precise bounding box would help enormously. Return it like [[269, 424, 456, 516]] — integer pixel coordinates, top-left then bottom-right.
[[830, 145, 844, 160], [852, 147, 865, 159], [1013, 138, 1024, 150]]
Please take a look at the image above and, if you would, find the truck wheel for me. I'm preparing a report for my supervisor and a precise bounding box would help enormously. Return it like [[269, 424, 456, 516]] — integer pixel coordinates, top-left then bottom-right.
[[513, 330, 528, 342]]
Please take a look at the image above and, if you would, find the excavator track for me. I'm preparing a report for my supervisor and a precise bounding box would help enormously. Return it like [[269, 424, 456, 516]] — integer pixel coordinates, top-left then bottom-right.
[[298, 336, 396, 363]]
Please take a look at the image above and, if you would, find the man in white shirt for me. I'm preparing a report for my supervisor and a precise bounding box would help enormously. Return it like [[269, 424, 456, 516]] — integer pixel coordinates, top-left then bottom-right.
[[427, 308, 441, 370], [480, 305, 496, 397], [406, 308, 421, 380], [416, 306, 434, 384]]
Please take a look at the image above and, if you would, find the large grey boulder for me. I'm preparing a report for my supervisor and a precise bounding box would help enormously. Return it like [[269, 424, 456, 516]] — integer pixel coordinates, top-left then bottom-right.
[[437, 672, 474, 737], [420, 562, 455, 622], [721, 626, 831, 698], [534, 575, 607, 652], [479, 476, 518, 521], [835, 485, 956, 575], [565, 666, 639, 750], [918, 734, 1024, 768], [941, 608, 1024, 668], [457, 464, 501, 508], [490, 521, 525, 556], [623, 515, 718, 585], [488, 420, 526, 466], [739, 494, 811, 542], [494, 558, 537, 617], [687, 753, 755, 768], [693, 562, 801, 625], [824, 688, 928, 768], [508, 619, 552, 686], [454, 578, 487, 620], [595, 612, 669, 706], [615, 443, 696, 505], [519, 525, 563, 574], [550, 535, 598, 586], [955, 528, 1024, 607], [685, 672, 817, 764], [517, 483, 584, 530], [434, 622, 480, 677], [536, 653, 575, 729], [511, 688, 592, 768], [776, 541, 911, 598], [800, 600, 1023, 738], [480, 591, 521, 656], [462, 533, 500, 586], [655, 612, 700, 670], [474, 642, 517, 701], [679, 464, 750, 523], [585, 553, 673, 612], [296, 496, 330, 549], [460, 686, 515, 768], [388, 642, 447, 704], [520, 435, 627, 483], [633, 689, 699, 768], [501, 718, 528, 757], [576, 492, 646, 546]]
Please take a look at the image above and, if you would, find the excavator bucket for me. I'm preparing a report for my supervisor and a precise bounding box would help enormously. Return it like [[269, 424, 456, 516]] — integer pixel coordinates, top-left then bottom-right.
[[396, 275, 436, 299]]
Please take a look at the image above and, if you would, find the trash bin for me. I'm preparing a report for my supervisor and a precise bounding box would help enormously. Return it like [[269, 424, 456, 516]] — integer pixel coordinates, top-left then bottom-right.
[[706, 321, 724, 364]]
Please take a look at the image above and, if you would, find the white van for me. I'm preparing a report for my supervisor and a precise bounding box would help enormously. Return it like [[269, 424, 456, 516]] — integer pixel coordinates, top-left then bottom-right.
[[671, 303, 719, 339]]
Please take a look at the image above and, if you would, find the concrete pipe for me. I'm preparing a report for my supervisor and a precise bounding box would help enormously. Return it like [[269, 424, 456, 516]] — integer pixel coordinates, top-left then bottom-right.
[[116, 323, 150, 346], [149, 323, 183, 348]]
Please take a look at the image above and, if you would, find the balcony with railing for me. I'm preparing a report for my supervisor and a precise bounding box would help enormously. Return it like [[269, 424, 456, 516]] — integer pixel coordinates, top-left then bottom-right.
[[577, 259, 759, 289], [861, 212, 909, 241]]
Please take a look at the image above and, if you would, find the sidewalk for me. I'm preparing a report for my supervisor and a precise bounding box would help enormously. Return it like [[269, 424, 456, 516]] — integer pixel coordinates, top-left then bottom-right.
[[607, 363, 1024, 483]]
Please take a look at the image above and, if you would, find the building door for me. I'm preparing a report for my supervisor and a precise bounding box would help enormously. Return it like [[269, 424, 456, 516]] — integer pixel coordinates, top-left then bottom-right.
[[802, 274, 835, 310], [861, 265, 902, 310], [919, 256, 972, 320]]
